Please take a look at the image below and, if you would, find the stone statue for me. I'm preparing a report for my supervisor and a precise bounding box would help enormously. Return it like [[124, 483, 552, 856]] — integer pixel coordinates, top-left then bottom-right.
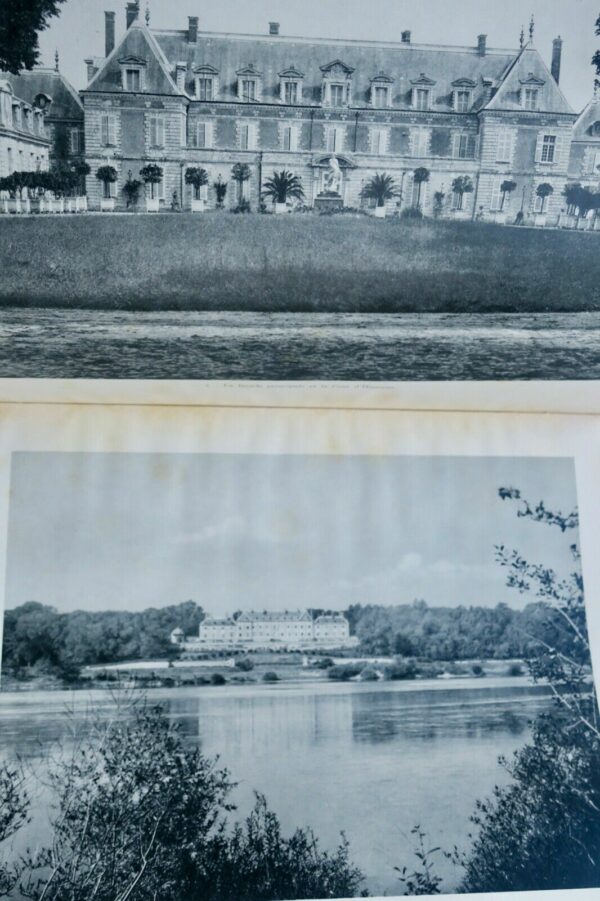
[[324, 155, 342, 195]]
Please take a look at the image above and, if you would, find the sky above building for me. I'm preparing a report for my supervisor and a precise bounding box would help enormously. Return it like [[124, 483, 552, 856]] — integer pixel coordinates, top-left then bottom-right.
[[4, 451, 579, 614], [37, 0, 597, 112]]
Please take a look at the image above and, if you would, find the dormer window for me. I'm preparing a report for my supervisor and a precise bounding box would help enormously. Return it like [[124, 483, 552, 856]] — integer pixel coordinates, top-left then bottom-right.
[[320, 60, 354, 107], [410, 74, 436, 111], [12, 102, 22, 129], [279, 67, 304, 104], [237, 65, 262, 102], [452, 79, 476, 112], [370, 72, 394, 108], [519, 74, 545, 110], [118, 56, 147, 92], [194, 65, 219, 101]]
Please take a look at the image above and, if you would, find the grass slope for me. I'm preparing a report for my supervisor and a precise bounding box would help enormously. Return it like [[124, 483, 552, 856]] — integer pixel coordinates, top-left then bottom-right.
[[1, 213, 599, 312]]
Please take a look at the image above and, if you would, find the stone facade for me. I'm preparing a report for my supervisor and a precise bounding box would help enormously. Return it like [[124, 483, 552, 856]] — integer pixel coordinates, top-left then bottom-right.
[[197, 610, 352, 648], [0, 77, 51, 180], [77, 5, 594, 217]]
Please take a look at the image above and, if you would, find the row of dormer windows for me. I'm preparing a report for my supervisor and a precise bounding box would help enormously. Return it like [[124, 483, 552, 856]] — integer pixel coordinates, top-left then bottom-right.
[[0, 91, 46, 137]]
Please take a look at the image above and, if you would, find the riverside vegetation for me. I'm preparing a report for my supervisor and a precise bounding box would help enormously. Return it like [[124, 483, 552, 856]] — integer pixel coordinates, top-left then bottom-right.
[[1, 214, 600, 312], [0, 489, 598, 897]]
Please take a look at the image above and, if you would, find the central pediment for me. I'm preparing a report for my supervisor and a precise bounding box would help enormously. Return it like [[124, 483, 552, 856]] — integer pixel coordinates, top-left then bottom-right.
[[320, 59, 355, 77]]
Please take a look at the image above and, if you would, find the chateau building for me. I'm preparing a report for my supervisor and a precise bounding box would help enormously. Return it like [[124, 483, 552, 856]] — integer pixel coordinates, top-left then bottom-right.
[[80, 3, 590, 217], [192, 610, 352, 648], [0, 77, 51, 180], [7, 60, 85, 167]]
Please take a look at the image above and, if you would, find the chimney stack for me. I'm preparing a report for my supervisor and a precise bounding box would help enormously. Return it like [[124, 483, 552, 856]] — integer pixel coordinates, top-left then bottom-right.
[[269, 22, 280, 35], [551, 36, 563, 84], [188, 16, 198, 42], [401, 30, 411, 44], [105, 11, 116, 56], [85, 58, 99, 83], [477, 34, 487, 56], [126, 1, 139, 29]]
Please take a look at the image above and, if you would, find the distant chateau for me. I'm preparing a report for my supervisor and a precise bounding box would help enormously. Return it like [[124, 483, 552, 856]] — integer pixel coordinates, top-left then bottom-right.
[[171, 610, 356, 650]]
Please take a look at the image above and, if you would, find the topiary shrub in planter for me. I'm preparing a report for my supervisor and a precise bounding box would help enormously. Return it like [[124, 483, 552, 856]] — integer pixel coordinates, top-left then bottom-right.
[[451, 175, 474, 214], [496, 180, 517, 222], [96, 165, 118, 211], [534, 182, 553, 225], [185, 166, 209, 211], [231, 162, 252, 208], [139, 164, 163, 212]]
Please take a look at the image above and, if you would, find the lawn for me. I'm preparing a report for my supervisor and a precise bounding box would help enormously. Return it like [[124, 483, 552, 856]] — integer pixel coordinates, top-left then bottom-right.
[[1, 212, 599, 312]]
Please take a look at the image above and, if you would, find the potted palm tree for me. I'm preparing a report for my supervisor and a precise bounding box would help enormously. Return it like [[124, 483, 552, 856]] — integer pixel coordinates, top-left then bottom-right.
[[496, 180, 517, 224], [263, 169, 305, 213], [361, 173, 399, 218], [535, 183, 553, 226], [139, 164, 163, 212], [412, 167, 430, 211], [231, 162, 252, 210], [185, 167, 209, 212], [96, 165, 118, 211]]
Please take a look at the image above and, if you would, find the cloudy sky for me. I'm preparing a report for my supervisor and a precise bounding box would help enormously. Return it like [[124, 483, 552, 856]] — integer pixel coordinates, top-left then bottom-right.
[[38, 0, 597, 112], [3, 452, 579, 615]]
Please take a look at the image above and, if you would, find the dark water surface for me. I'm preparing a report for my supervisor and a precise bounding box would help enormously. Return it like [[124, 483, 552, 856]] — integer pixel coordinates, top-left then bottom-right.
[[0, 677, 551, 894], [0, 309, 599, 379]]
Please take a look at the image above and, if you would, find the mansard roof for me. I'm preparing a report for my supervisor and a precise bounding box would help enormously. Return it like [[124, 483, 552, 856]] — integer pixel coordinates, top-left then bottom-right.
[[6, 68, 83, 121], [84, 22, 179, 95], [152, 27, 521, 107], [484, 44, 574, 115], [203, 617, 235, 626], [572, 95, 600, 141], [237, 610, 312, 622]]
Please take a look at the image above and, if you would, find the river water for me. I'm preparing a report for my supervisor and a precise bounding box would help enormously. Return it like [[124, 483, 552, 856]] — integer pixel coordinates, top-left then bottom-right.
[[0, 309, 599, 379], [0, 676, 551, 895]]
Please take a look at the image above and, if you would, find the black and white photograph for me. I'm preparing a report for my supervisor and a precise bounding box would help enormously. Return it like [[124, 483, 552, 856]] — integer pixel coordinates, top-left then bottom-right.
[[0, 440, 597, 900], [0, 0, 600, 379]]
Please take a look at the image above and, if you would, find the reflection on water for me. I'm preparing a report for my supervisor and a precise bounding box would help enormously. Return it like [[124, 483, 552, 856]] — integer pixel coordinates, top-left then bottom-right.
[[0, 678, 551, 895]]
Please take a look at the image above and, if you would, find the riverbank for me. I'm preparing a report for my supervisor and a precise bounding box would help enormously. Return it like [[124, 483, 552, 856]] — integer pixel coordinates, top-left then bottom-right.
[[1, 215, 599, 313]]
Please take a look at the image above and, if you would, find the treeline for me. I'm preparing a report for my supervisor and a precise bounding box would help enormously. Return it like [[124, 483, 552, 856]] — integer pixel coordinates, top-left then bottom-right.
[[346, 600, 573, 660], [1, 600, 204, 680]]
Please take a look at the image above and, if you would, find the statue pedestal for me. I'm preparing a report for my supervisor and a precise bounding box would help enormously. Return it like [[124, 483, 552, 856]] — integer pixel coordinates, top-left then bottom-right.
[[314, 192, 343, 213]]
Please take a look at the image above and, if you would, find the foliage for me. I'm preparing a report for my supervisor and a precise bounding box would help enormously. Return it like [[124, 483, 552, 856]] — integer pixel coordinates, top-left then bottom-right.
[[360, 173, 399, 207], [0, 762, 29, 895], [451, 176, 474, 196], [234, 656, 254, 672], [456, 489, 599, 894], [593, 13, 600, 89], [536, 182, 554, 200], [563, 183, 600, 216], [231, 163, 251, 204], [185, 166, 209, 200], [1, 600, 205, 680], [211, 673, 227, 685], [139, 164, 163, 199], [400, 206, 423, 220], [412, 167, 430, 208], [0, 0, 66, 73], [263, 170, 305, 205], [232, 199, 251, 214], [395, 826, 443, 895], [500, 180, 517, 209], [327, 662, 365, 681], [262, 671, 280, 682], [122, 175, 142, 208], [432, 191, 445, 218], [95, 164, 118, 200], [5, 700, 364, 900], [213, 179, 228, 205]]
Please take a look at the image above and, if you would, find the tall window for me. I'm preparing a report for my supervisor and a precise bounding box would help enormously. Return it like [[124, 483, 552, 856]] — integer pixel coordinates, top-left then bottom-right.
[[540, 134, 556, 163], [284, 82, 298, 104], [373, 85, 389, 108], [415, 89, 430, 110], [70, 129, 80, 153], [238, 122, 258, 150], [523, 88, 539, 110], [455, 90, 471, 112], [489, 178, 503, 212], [370, 127, 388, 155], [496, 130, 513, 163], [196, 122, 207, 148], [454, 133, 476, 159], [326, 126, 345, 153], [282, 126, 292, 151], [242, 79, 256, 101], [411, 129, 429, 157], [149, 115, 165, 147], [7, 147, 12, 173], [329, 84, 345, 106], [240, 124, 249, 150], [197, 78, 213, 101], [101, 114, 116, 146], [125, 69, 141, 91]]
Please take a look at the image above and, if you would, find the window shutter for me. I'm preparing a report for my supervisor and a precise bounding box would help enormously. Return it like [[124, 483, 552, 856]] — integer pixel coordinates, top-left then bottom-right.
[[534, 133, 543, 163], [467, 134, 476, 158], [101, 115, 108, 145]]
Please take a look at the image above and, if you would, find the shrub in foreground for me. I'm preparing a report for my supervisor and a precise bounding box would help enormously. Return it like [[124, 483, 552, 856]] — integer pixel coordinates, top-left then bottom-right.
[[8, 701, 364, 901]]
